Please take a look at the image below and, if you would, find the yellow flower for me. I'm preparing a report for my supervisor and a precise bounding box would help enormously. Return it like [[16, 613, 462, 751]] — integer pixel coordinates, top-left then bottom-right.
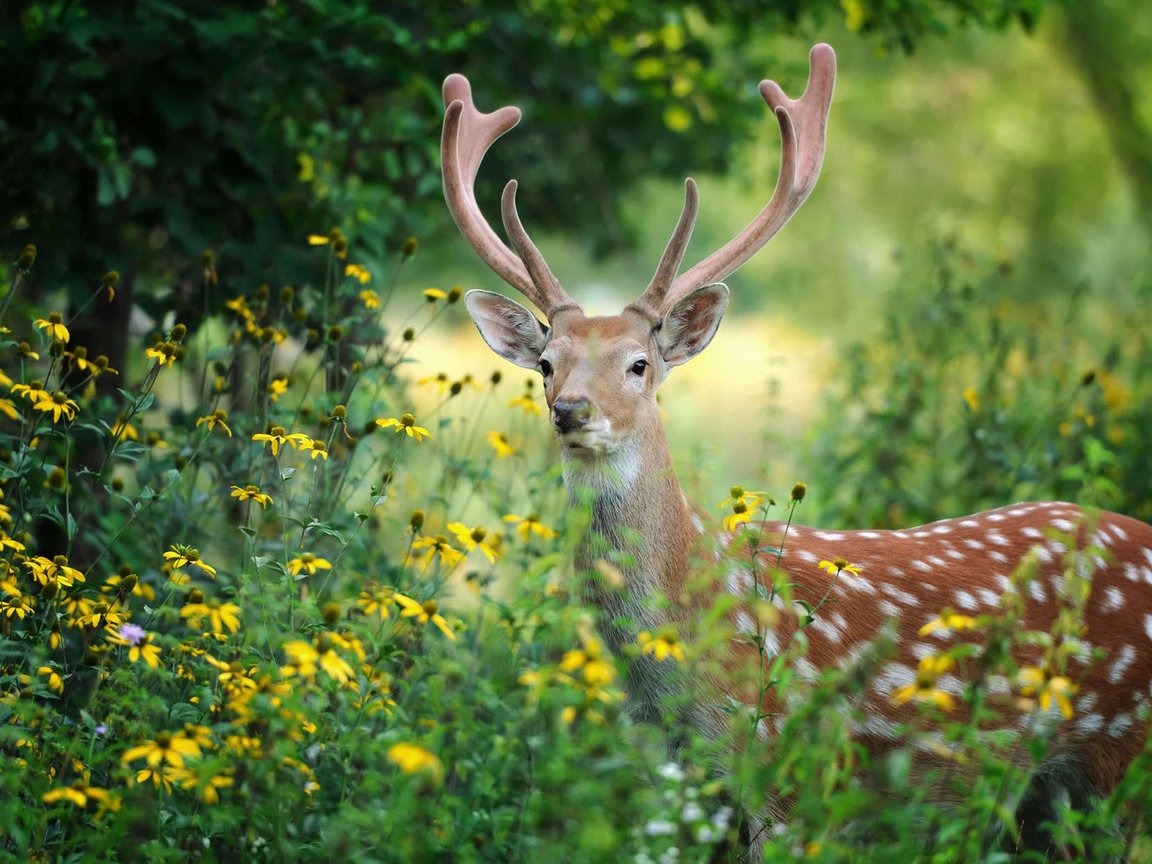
[[32, 391, 79, 423], [0, 580, 34, 619], [358, 585, 396, 620], [962, 386, 980, 412], [196, 409, 232, 436], [268, 376, 289, 402], [376, 413, 431, 442], [716, 485, 766, 510], [287, 552, 332, 578], [145, 340, 180, 366], [121, 730, 203, 769], [447, 522, 499, 563], [170, 766, 234, 804], [507, 394, 543, 416], [111, 416, 139, 441], [11, 379, 51, 404], [394, 593, 456, 640], [280, 638, 354, 684], [558, 638, 617, 688], [345, 263, 371, 284], [891, 655, 956, 711], [38, 664, 64, 694], [638, 629, 685, 663], [360, 288, 381, 309], [164, 544, 218, 577], [410, 534, 465, 570], [230, 484, 272, 508], [418, 372, 449, 394], [487, 430, 518, 459], [918, 612, 978, 637], [24, 555, 84, 589], [818, 558, 862, 576], [308, 228, 348, 259], [73, 601, 125, 630], [42, 783, 120, 815], [722, 501, 754, 533], [298, 437, 329, 460], [423, 287, 448, 303], [34, 312, 70, 343], [180, 598, 241, 634], [387, 742, 443, 781], [252, 426, 310, 456], [1019, 666, 1078, 719], [503, 513, 558, 542]]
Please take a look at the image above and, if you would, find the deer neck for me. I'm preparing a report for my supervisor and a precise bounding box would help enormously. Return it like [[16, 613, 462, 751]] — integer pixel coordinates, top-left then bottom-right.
[[561, 418, 700, 641]]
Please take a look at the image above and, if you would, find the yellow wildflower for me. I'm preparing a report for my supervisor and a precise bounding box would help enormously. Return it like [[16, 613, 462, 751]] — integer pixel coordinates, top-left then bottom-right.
[[394, 593, 456, 640], [387, 742, 443, 781], [376, 413, 431, 442], [891, 655, 956, 711]]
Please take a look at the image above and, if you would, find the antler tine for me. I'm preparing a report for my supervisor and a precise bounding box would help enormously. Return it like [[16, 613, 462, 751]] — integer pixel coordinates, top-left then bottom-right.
[[662, 43, 836, 312], [500, 180, 579, 317], [631, 178, 700, 318], [442, 73, 577, 318]]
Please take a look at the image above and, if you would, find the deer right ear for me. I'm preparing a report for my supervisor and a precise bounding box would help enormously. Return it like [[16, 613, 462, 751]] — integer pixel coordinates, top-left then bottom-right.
[[464, 289, 550, 369]]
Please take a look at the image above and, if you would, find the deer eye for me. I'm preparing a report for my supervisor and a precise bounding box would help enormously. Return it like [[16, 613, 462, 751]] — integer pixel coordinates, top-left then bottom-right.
[[629, 358, 649, 376], [538, 358, 553, 377]]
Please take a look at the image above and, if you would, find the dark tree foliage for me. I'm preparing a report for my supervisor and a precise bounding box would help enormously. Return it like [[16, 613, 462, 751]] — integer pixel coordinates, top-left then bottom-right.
[[1, 0, 1057, 336]]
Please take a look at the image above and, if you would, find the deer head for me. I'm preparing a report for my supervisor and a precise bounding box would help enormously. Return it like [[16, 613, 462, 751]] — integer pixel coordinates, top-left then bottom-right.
[[442, 45, 835, 471]]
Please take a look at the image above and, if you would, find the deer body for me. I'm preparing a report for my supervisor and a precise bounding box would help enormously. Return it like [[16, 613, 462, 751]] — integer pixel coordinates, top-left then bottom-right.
[[441, 45, 1152, 857]]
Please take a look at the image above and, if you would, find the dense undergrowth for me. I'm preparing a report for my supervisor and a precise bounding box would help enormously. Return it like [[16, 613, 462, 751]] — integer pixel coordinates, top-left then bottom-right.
[[1, 235, 1150, 863]]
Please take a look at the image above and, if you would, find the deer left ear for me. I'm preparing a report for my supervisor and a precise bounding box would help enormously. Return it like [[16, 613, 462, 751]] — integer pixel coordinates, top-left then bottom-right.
[[657, 283, 729, 367]]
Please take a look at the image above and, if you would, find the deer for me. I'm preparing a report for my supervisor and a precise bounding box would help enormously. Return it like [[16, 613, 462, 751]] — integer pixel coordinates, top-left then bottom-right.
[[441, 45, 1152, 859]]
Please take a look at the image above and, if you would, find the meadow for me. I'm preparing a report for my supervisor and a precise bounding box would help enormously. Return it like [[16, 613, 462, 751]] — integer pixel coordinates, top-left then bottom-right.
[[2, 223, 1151, 862]]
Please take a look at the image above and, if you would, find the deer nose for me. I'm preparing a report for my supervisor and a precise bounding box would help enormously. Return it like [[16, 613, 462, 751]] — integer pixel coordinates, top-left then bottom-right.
[[552, 399, 593, 434]]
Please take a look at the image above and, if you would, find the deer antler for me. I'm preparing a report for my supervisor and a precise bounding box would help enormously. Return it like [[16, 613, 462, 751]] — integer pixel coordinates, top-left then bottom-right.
[[636, 43, 836, 316], [442, 74, 579, 319]]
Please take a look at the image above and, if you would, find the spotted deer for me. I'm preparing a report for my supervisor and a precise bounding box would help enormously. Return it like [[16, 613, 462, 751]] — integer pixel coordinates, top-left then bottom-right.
[[442, 45, 1152, 857]]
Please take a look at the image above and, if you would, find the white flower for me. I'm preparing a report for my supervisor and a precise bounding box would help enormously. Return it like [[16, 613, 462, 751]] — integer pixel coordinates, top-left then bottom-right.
[[681, 801, 704, 822], [643, 819, 677, 837], [657, 761, 685, 782]]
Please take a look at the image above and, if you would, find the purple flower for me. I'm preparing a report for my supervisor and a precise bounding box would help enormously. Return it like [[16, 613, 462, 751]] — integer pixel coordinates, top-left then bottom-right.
[[117, 622, 147, 646], [95, 724, 108, 736]]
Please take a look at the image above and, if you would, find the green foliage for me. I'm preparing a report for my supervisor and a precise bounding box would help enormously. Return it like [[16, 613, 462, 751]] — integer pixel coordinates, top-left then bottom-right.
[[806, 236, 1152, 528], [2, 234, 1150, 862]]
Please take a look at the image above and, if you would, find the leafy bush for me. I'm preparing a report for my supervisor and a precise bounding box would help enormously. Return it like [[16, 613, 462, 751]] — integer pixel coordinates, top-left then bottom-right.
[[1, 235, 1150, 863]]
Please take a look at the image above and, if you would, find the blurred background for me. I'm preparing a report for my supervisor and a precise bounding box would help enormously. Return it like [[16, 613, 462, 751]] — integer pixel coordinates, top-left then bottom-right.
[[3, 0, 1150, 528]]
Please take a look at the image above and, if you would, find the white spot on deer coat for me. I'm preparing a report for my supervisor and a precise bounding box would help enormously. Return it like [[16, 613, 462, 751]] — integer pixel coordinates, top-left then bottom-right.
[[962, 538, 985, 550], [881, 584, 919, 606], [1108, 714, 1134, 738], [1050, 518, 1076, 532], [872, 662, 916, 695], [726, 566, 754, 596], [810, 615, 843, 644], [853, 716, 900, 740], [734, 610, 756, 636], [1108, 645, 1136, 684], [1021, 527, 1044, 540], [911, 560, 932, 574], [1145, 614, 1152, 641], [987, 531, 1010, 547], [858, 531, 881, 539], [877, 600, 901, 618], [1029, 581, 1048, 603], [976, 589, 1000, 607], [1075, 713, 1105, 733], [953, 590, 978, 611], [1101, 586, 1125, 614], [813, 531, 845, 542]]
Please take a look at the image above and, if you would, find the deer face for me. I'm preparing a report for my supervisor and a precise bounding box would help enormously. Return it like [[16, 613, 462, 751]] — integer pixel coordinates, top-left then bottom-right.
[[465, 285, 729, 457]]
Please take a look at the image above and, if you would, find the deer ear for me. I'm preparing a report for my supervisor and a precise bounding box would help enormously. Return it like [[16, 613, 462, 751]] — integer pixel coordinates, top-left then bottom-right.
[[657, 283, 729, 367], [464, 289, 550, 369]]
